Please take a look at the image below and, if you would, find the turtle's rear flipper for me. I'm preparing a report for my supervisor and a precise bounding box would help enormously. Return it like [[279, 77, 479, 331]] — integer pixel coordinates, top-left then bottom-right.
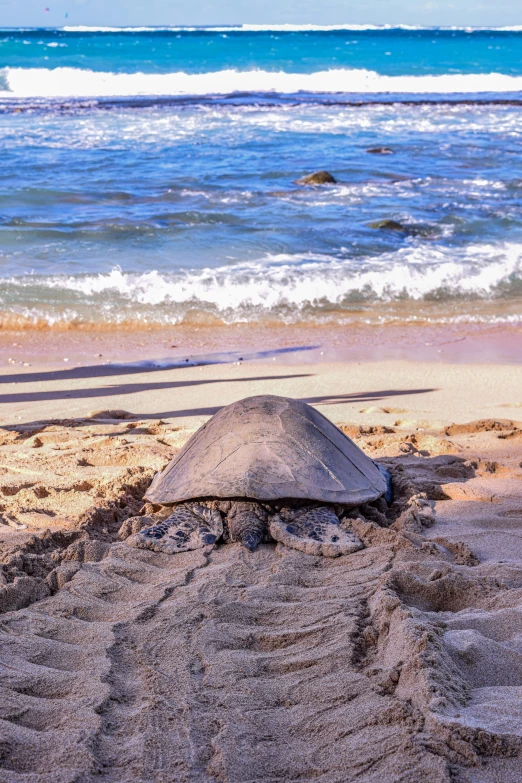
[[270, 506, 363, 557], [129, 503, 223, 554]]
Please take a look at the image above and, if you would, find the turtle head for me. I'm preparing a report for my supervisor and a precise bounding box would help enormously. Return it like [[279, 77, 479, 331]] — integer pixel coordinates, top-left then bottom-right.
[[227, 501, 268, 551]]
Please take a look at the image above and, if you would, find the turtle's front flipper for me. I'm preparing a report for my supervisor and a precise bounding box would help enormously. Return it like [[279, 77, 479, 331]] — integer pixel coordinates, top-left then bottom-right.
[[270, 506, 363, 557], [129, 503, 223, 554]]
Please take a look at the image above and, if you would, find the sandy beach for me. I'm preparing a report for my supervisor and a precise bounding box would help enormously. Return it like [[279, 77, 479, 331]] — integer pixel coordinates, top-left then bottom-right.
[[1, 325, 522, 782]]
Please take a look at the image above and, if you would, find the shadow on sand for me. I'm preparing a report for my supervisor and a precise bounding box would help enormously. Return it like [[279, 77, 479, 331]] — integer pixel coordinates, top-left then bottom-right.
[[3, 387, 437, 429], [139, 388, 438, 420], [0, 345, 319, 386], [0, 374, 314, 405]]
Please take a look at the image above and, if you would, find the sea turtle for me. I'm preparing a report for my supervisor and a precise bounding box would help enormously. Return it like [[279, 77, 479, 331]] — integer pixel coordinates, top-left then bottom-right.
[[128, 395, 392, 558]]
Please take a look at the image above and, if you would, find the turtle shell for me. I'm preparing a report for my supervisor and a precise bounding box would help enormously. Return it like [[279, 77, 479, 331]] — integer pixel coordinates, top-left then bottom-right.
[[145, 395, 386, 506]]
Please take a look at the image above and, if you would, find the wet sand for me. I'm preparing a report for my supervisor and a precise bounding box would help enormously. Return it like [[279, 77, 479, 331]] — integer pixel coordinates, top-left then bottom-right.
[[2, 321, 522, 371], [1, 332, 522, 782]]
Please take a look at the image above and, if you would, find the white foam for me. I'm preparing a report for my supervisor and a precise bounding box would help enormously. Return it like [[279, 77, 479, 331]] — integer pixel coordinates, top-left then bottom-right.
[[15, 242, 521, 315], [2, 66, 522, 99]]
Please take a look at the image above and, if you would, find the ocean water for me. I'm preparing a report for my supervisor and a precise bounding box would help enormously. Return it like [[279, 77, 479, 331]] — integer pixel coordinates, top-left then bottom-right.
[[1, 26, 522, 328]]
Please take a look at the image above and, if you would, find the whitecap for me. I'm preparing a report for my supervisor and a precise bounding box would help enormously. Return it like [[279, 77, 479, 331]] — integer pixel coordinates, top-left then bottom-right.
[[2, 66, 522, 99]]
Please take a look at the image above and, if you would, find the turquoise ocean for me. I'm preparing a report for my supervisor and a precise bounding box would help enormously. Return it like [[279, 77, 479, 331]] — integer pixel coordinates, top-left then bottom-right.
[[1, 25, 522, 328]]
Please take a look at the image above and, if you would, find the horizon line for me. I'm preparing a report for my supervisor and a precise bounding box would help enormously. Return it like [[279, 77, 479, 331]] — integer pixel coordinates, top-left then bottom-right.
[[1, 23, 522, 32]]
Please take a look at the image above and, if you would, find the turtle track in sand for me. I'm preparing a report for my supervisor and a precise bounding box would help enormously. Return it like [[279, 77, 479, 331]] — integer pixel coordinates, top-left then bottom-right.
[[0, 539, 452, 783]]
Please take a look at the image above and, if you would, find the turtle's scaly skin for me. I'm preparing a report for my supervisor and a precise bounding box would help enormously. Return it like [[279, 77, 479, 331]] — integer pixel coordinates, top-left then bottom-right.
[[130, 500, 363, 558], [270, 506, 362, 557], [135, 504, 222, 555]]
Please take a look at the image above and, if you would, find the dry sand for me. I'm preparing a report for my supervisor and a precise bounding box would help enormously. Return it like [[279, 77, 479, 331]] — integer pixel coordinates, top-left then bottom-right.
[[1, 348, 522, 782]]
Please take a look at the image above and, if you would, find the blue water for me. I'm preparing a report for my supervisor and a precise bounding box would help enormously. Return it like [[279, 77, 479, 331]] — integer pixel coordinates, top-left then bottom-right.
[[2, 28, 522, 75], [0, 27, 521, 327]]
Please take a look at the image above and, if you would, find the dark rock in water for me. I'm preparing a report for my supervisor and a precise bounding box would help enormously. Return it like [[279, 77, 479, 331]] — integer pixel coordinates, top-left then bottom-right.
[[297, 170, 337, 185], [369, 219, 406, 232], [367, 147, 394, 154], [369, 219, 438, 238]]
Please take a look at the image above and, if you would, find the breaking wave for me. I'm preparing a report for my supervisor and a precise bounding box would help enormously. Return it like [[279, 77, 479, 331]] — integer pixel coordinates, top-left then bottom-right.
[[3, 242, 522, 327], [2, 66, 522, 99]]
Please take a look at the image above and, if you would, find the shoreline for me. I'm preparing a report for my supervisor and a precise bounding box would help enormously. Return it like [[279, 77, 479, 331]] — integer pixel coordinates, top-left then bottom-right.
[[2, 321, 522, 371]]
